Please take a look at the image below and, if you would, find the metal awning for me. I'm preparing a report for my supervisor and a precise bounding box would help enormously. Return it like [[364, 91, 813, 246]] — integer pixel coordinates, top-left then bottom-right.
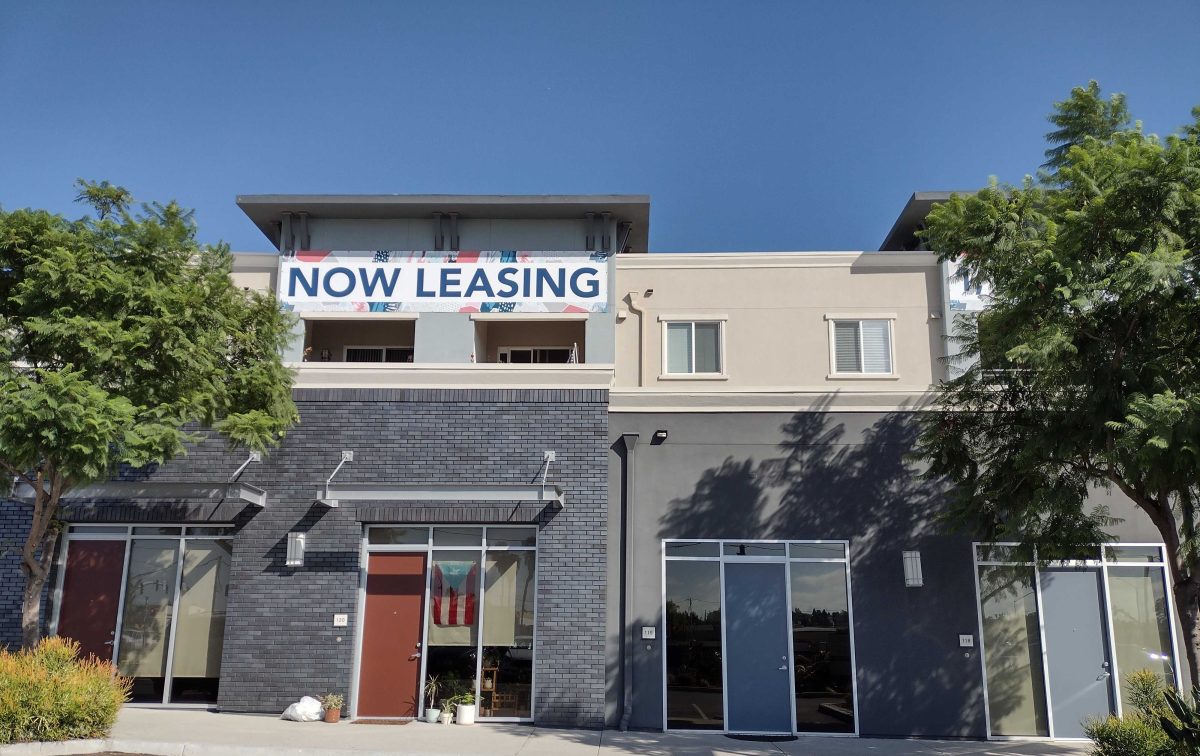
[[26, 481, 270, 508], [315, 482, 565, 509]]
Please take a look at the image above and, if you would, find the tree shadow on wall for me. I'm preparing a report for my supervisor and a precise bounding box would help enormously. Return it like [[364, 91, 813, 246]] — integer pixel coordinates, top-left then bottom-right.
[[656, 405, 988, 737]]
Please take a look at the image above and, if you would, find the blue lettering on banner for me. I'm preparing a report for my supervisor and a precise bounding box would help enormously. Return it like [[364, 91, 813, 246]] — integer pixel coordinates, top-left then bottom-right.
[[464, 268, 495, 297], [496, 267, 519, 298], [323, 267, 356, 297], [288, 267, 319, 298], [358, 267, 401, 297], [535, 268, 566, 298], [570, 267, 600, 298], [440, 267, 462, 297], [415, 268, 436, 297]]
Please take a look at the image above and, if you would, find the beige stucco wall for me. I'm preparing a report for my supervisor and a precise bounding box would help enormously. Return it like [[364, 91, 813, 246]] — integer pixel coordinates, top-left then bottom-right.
[[230, 253, 277, 293], [613, 252, 944, 392]]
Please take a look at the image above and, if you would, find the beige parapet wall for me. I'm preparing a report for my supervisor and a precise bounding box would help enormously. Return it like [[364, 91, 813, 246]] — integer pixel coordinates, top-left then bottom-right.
[[613, 251, 944, 397]]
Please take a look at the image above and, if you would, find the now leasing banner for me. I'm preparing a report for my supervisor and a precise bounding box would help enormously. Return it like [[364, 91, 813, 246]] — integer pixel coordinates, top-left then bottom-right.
[[278, 250, 608, 313]]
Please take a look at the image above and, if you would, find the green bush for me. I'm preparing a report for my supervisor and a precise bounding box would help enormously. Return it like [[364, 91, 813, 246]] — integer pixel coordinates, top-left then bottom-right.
[[1085, 713, 1172, 756], [0, 637, 131, 744]]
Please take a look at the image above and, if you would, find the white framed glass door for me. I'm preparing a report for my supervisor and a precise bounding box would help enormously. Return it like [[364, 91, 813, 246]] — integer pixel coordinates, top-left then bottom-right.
[[973, 542, 1181, 740], [356, 525, 538, 722], [51, 524, 235, 705], [661, 539, 858, 736]]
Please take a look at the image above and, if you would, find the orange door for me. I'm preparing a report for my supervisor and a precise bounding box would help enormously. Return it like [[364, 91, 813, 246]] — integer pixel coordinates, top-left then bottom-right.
[[357, 553, 427, 718], [56, 540, 126, 662]]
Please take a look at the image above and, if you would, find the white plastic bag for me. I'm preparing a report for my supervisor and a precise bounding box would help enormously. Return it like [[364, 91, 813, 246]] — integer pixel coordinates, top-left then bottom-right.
[[281, 695, 323, 722]]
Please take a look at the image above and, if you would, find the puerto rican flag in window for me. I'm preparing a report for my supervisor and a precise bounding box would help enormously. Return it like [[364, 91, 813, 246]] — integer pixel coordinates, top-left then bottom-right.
[[432, 561, 478, 626]]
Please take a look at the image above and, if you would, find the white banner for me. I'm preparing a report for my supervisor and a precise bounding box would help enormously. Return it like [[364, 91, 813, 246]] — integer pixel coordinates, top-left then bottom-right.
[[277, 251, 608, 313]]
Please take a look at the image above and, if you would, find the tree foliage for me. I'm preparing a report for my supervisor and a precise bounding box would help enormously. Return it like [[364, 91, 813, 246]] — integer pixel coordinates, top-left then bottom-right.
[[916, 86, 1200, 680], [0, 181, 297, 646]]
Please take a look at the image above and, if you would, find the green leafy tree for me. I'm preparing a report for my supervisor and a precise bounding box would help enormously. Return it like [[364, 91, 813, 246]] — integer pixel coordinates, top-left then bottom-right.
[[0, 181, 298, 648], [916, 86, 1200, 683]]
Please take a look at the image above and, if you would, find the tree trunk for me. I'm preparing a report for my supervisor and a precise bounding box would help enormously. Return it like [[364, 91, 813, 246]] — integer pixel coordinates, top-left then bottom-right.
[[1175, 576, 1200, 691], [20, 560, 49, 649], [18, 472, 62, 650]]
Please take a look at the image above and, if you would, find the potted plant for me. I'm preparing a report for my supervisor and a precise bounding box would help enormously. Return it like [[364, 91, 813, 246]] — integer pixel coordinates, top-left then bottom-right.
[[423, 675, 442, 723], [454, 692, 477, 726], [320, 693, 344, 723]]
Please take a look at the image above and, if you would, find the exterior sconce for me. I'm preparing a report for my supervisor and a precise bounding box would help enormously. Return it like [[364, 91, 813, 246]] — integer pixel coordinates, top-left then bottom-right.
[[286, 532, 306, 567], [902, 550, 924, 587]]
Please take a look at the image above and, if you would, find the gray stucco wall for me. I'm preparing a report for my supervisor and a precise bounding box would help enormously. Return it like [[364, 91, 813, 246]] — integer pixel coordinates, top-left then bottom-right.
[[606, 411, 1166, 737], [26, 388, 609, 727]]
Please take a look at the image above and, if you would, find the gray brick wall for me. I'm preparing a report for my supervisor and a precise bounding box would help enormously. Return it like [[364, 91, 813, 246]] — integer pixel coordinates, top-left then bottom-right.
[[3, 388, 608, 727]]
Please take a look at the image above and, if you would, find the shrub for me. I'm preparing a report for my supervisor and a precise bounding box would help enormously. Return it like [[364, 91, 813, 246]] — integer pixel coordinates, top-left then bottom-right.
[[1085, 713, 1171, 756], [0, 637, 131, 744]]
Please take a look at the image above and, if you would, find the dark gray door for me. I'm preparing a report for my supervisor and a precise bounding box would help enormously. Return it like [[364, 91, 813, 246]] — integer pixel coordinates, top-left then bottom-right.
[[724, 562, 793, 733], [1039, 567, 1115, 738]]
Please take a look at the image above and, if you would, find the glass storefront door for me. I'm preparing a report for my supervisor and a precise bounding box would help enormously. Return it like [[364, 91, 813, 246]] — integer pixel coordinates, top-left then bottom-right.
[[53, 525, 234, 705], [662, 539, 857, 735], [360, 525, 538, 722], [974, 543, 1181, 739]]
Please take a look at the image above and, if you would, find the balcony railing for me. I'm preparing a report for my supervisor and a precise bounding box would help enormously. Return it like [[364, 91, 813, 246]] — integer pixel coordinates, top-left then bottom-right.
[[288, 361, 614, 390]]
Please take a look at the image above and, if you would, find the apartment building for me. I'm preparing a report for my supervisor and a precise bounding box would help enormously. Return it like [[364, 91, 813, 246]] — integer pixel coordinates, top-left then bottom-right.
[[0, 194, 1179, 741]]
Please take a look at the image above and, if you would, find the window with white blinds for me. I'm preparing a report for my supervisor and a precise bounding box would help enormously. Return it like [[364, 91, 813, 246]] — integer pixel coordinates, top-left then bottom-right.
[[831, 320, 892, 374]]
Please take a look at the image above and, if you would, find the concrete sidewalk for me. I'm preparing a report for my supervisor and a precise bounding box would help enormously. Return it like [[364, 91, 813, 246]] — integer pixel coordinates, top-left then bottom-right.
[[3, 708, 1090, 756]]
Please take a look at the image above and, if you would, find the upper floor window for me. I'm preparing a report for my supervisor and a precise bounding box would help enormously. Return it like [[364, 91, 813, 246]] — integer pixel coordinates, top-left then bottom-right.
[[663, 320, 724, 375], [829, 318, 893, 375], [345, 346, 414, 363]]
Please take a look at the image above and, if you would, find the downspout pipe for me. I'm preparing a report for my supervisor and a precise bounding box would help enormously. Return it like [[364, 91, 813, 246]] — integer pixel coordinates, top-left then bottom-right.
[[619, 432, 639, 731], [626, 292, 647, 387]]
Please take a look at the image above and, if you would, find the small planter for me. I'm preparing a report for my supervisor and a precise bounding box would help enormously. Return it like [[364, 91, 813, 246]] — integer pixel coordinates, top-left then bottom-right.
[[424, 708, 441, 723], [439, 709, 453, 724], [323, 708, 340, 723], [455, 704, 476, 725]]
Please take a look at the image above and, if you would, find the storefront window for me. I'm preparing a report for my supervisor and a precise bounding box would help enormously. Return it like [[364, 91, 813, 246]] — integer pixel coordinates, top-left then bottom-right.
[[790, 561, 854, 733], [169, 540, 232, 703], [424, 549, 482, 705], [1108, 566, 1175, 709], [118, 540, 179, 703], [665, 560, 724, 730], [479, 551, 535, 718], [977, 565, 1050, 737]]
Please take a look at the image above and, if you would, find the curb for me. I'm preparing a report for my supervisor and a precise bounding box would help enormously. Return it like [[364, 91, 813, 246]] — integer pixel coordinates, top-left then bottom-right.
[[0, 740, 455, 756]]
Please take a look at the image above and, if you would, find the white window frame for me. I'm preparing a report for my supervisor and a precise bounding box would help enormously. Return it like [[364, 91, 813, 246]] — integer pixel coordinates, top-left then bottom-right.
[[658, 316, 728, 379], [343, 345, 414, 363], [660, 538, 859, 736], [972, 541, 1182, 740], [497, 346, 575, 364], [824, 314, 898, 379]]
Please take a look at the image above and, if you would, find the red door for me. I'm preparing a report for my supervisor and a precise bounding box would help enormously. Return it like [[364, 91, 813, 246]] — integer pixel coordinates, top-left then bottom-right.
[[56, 540, 126, 662], [357, 553, 427, 718]]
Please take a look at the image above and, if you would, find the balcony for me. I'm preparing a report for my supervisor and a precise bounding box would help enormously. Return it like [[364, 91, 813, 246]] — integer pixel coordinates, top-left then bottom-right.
[[290, 361, 614, 390]]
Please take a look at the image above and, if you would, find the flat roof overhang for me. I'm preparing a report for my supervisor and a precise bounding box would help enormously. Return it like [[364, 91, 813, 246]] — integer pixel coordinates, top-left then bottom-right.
[[237, 194, 651, 252], [878, 191, 972, 251]]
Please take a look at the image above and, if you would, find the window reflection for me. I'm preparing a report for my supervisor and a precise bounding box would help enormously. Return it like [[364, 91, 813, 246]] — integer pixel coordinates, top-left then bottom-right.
[[118, 540, 179, 703], [790, 562, 854, 733], [665, 560, 723, 730], [978, 566, 1049, 736], [1108, 566, 1175, 708], [169, 540, 232, 703]]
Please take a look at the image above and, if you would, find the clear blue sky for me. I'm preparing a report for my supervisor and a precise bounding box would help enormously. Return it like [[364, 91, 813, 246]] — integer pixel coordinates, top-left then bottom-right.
[[3, 1, 1198, 253]]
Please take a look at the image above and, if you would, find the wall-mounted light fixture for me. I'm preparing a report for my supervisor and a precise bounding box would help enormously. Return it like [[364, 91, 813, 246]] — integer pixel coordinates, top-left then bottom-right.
[[652, 430, 669, 444], [902, 550, 924, 587], [286, 532, 306, 567]]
